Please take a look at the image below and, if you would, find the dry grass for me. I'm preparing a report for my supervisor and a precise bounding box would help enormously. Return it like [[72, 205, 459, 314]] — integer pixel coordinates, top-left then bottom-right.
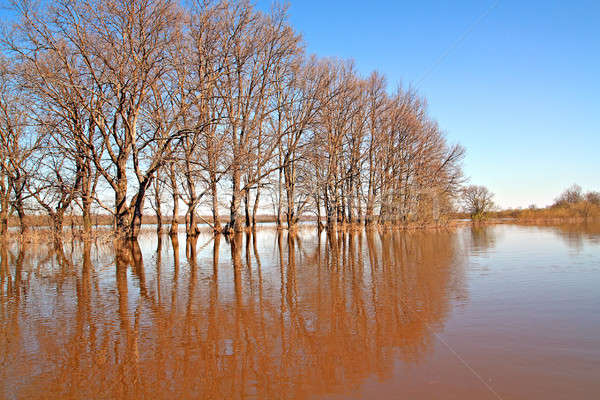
[[5, 214, 318, 229], [495, 202, 600, 222], [446, 201, 600, 227], [2, 226, 116, 244], [6, 204, 598, 246]]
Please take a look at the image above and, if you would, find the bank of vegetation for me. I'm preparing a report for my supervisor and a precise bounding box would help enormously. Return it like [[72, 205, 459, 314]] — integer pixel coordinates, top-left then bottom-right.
[[455, 184, 600, 223], [500, 185, 600, 222], [0, 0, 464, 239]]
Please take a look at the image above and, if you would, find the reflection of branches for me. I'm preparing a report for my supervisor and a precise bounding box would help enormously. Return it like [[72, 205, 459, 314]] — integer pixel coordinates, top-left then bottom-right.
[[551, 221, 600, 251], [3, 228, 466, 398], [469, 225, 498, 253]]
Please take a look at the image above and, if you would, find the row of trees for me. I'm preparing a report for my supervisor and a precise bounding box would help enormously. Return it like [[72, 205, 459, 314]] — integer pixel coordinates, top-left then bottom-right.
[[462, 184, 600, 222], [553, 184, 600, 208], [0, 0, 464, 239]]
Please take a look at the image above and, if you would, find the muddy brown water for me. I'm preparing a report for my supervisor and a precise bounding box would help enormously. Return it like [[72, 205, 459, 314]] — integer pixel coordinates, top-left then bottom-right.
[[1, 223, 599, 399]]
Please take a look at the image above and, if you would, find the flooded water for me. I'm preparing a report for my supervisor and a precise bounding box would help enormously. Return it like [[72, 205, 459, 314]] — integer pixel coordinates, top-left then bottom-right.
[[1, 223, 599, 399]]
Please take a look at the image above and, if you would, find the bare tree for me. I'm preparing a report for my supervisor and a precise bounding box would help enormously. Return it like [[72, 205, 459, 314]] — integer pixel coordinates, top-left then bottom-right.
[[148, 166, 168, 233], [0, 58, 40, 234], [213, 1, 302, 233], [27, 130, 82, 238], [363, 72, 388, 226], [462, 185, 495, 221], [311, 60, 358, 229], [553, 184, 583, 206], [271, 56, 331, 229], [585, 191, 600, 206], [9, 0, 189, 238], [1, 0, 467, 236]]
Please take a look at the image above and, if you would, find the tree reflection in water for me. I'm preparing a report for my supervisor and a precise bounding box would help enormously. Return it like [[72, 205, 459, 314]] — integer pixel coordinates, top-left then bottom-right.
[[0, 228, 466, 399], [551, 221, 600, 250]]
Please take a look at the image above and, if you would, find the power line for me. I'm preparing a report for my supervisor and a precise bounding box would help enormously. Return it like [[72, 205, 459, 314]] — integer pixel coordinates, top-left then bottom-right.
[[415, 0, 501, 88], [398, 295, 505, 400]]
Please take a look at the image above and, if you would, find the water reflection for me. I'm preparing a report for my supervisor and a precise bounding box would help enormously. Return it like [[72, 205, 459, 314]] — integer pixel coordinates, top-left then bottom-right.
[[551, 220, 600, 250], [467, 225, 498, 253], [0, 229, 465, 399]]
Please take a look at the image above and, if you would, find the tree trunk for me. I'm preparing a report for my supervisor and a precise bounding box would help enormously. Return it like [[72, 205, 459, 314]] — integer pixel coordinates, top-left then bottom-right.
[[186, 203, 199, 237], [228, 164, 243, 233], [78, 153, 93, 236], [127, 202, 144, 239], [365, 187, 375, 226], [82, 194, 92, 235], [0, 197, 8, 236], [286, 185, 295, 229], [355, 184, 363, 224], [12, 177, 28, 234], [285, 167, 295, 229], [155, 201, 163, 234], [130, 198, 143, 239], [210, 178, 221, 233], [325, 190, 337, 230], [0, 237, 7, 281], [315, 194, 324, 231], [51, 211, 65, 240], [15, 199, 28, 234], [115, 187, 130, 236], [251, 187, 260, 229], [129, 178, 152, 239], [276, 168, 283, 228], [243, 188, 251, 228], [169, 164, 179, 235]]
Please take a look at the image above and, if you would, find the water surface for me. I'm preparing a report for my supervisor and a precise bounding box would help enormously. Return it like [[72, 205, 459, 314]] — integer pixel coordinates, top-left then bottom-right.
[[1, 223, 599, 399]]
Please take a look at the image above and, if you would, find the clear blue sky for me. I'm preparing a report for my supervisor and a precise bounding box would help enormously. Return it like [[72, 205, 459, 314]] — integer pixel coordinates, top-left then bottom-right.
[[256, 0, 600, 208]]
